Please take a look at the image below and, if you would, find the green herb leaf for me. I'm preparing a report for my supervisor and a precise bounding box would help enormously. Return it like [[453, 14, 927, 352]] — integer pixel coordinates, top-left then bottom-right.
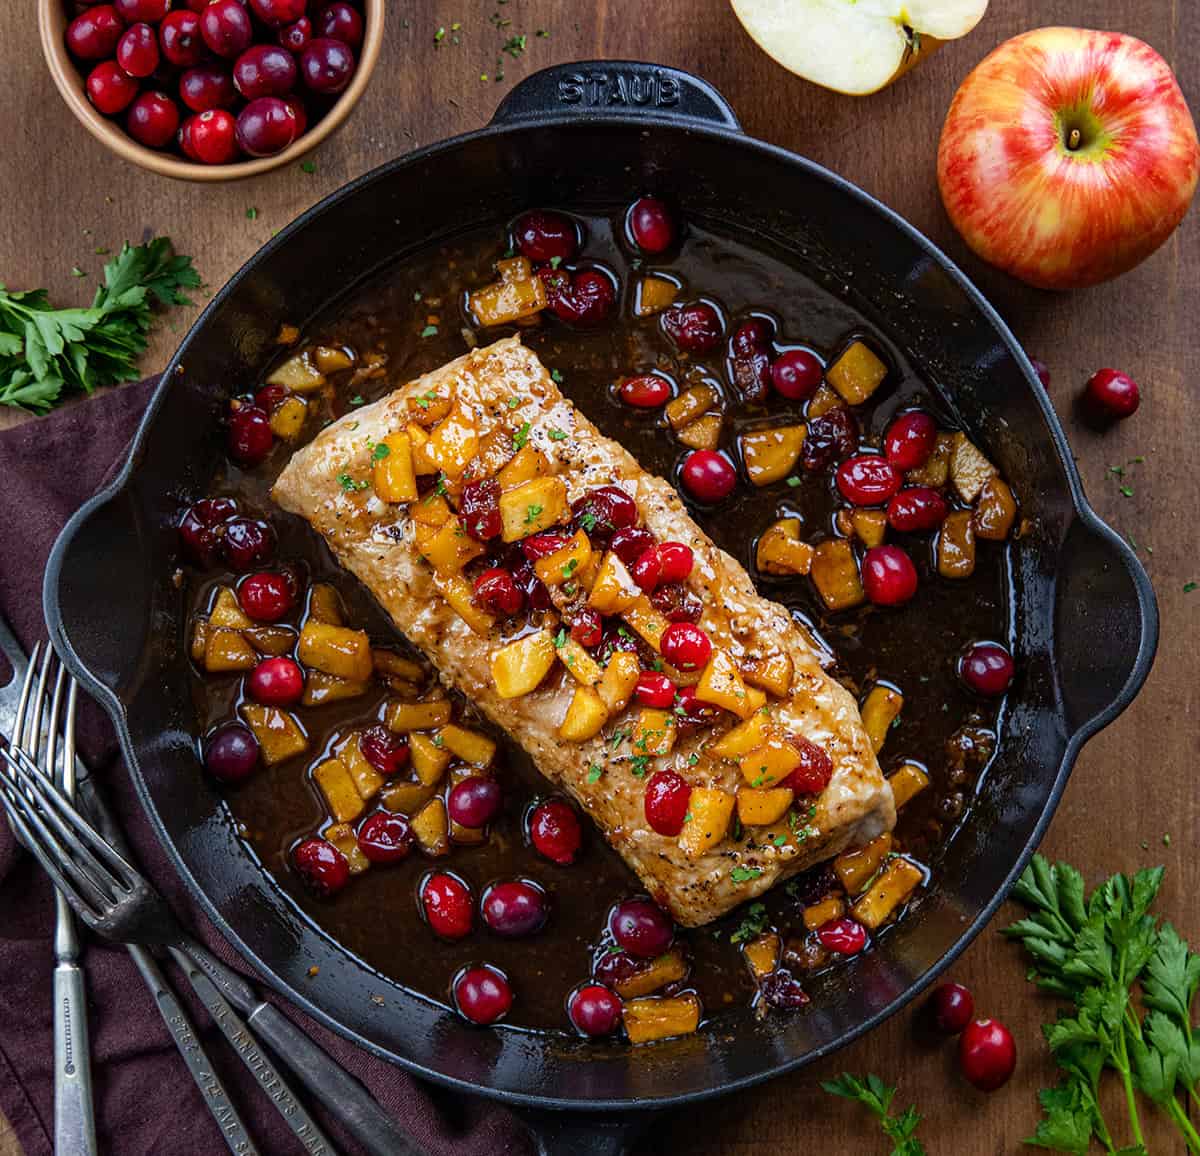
[[420, 324, 438, 338], [513, 421, 532, 451], [730, 902, 769, 945], [548, 428, 568, 441], [730, 866, 763, 884], [821, 1074, 928, 1156], [372, 442, 390, 461], [586, 763, 603, 784]]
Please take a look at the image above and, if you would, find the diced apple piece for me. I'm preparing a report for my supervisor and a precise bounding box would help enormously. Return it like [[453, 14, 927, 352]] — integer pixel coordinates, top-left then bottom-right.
[[666, 384, 717, 429], [408, 424, 440, 475], [340, 735, 385, 801], [827, 340, 888, 404], [851, 509, 887, 548], [372, 649, 424, 683], [210, 586, 251, 628], [301, 672, 369, 706], [468, 256, 548, 327], [889, 762, 930, 809], [597, 650, 640, 714], [623, 994, 701, 1045], [852, 857, 924, 929], [861, 685, 903, 753], [949, 432, 998, 504], [491, 629, 557, 698], [937, 510, 976, 578], [438, 724, 496, 766], [556, 636, 603, 686], [405, 392, 453, 427], [204, 628, 257, 673], [635, 275, 679, 316], [744, 686, 767, 714], [588, 552, 642, 614], [411, 493, 453, 528], [742, 932, 780, 980], [298, 620, 373, 681], [755, 518, 814, 576], [740, 425, 805, 486], [709, 713, 770, 760], [324, 823, 370, 875], [385, 699, 453, 732], [834, 833, 894, 895], [313, 345, 354, 373], [244, 626, 296, 656], [678, 787, 735, 857], [189, 617, 209, 664], [410, 796, 450, 856], [268, 395, 308, 441], [906, 432, 954, 488], [737, 787, 795, 826], [424, 404, 479, 481], [741, 653, 793, 698], [380, 780, 437, 815], [633, 708, 677, 757], [559, 685, 608, 742], [435, 573, 496, 636], [307, 583, 344, 625], [408, 732, 451, 786], [371, 431, 418, 503], [695, 649, 754, 718], [803, 896, 846, 932], [418, 516, 486, 575], [313, 757, 365, 823], [972, 476, 1017, 540], [677, 413, 723, 451], [807, 383, 841, 418], [613, 948, 690, 998], [534, 531, 593, 587], [811, 539, 865, 610], [739, 737, 802, 788], [239, 703, 308, 766], [497, 443, 550, 490], [622, 596, 671, 652], [266, 350, 325, 392], [499, 476, 569, 542]]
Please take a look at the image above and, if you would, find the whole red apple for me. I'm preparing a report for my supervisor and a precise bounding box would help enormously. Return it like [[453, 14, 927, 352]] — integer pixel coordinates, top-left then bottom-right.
[[938, 27, 1200, 289]]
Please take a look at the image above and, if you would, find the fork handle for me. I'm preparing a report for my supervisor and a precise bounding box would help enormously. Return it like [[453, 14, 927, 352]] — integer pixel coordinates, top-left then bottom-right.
[[53, 962, 98, 1156]]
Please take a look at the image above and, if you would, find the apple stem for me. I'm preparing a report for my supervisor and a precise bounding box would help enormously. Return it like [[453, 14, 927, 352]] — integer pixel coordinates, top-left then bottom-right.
[[1067, 127, 1082, 151]]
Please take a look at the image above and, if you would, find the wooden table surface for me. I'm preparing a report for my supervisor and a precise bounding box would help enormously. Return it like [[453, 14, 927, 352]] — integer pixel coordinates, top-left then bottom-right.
[[3, 1, 1197, 1152]]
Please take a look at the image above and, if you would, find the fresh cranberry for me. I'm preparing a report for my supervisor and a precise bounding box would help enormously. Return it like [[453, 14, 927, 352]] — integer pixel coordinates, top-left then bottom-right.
[[1084, 368, 1140, 421], [180, 64, 237, 112], [234, 44, 298, 99], [236, 96, 301, 157], [277, 16, 312, 52], [862, 545, 918, 606], [448, 777, 502, 828], [626, 196, 676, 253], [249, 0, 308, 25], [282, 95, 307, 136], [592, 948, 643, 989], [481, 879, 549, 938], [782, 737, 834, 795], [359, 725, 410, 776], [567, 984, 623, 1037], [801, 406, 858, 473], [680, 450, 737, 503], [520, 532, 570, 562], [86, 60, 139, 115], [759, 970, 811, 1010], [511, 561, 552, 612], [656, 542, 693, 583], [238, 572, 293, 622], [672, 684, 721, 729], [568, 608, 603, 649], [930, 982, 975, 1035], [181, 109, 240, 164], [529, 798, 582, 865], [540, 268, 616, 327], [293, 837, 349, 897], [608, 898, 674, 959], [662, 302, 722, 353], [420, 872, 473, 939], [609, 526, 655, 565], [182, 0, 211, 10], [472, 567, 523, 616], [204, 723, 260, 782], [159, 10, 205, 67], [200, 0, 253, 57], [178, 496, 238, 565], [660, 622, 712, 672], [886, 487, 948, 533], [356, 811, 412, 864], [66, 6, 125, 60], [513, 209, 577, 263], [1029, 357, 1051, 388], [959, 1018, 1016, 1091], [114, 0, 169, 21], [126, 90, 180, 149], [729, 318, 772, 358], [453, 965, 512, 1025], [816, 917, 868, 955], [571, 485, 637, 543], [248, 656, 304, 705], [959, 642, 1014, 696], [299, 36, 356, 94], [649, 582, 702, 623], [631, 547, 663, 592], [459, 478, 501, 541], [771, 348, 823, 401], [729, 320, 774, 403], [315, 2, 364, 48], [221, 516, 275, 570], [635, 672, 676, 709], [227, 404, 274, 465], [836, 455, 902, 506], [884, 412, 937, 470], [643, 770, 691, 836], [619, 373, 672, 408]]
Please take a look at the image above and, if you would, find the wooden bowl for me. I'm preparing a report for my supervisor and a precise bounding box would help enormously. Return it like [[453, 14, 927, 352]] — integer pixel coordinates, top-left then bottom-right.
[[38, 1, 383, 182]]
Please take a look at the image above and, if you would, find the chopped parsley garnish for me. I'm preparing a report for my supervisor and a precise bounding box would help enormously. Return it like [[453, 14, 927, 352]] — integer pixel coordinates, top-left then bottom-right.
[[415, 390, 438, 409], [550, 369, 564, 383], [771, 834, 787, 848], [300, 160, 316, 174], [524, 503, 544, 525], [413, 291, 422, 302], [245, 207, 258, 220], [548, 428, 568, 441], [786, 475, 801, 488], [609, 728, 628, 752], [586, 763, 603, 784], [431, 733, 444, 748], [506, 396, 522, 409], [553, 628, 567, 649], [433, 475, 449, 497], [513, 421, 531, 450], [371, 442, 390, 461], [629, 755, 650, 778], [549, 256, 563, 269], [561, 558, 579, 578], [730, 866, 764, 884], [688, 753, 699, 766], [1185, 582, 1197, 593], [420, 324, 438, 338], [730, 902, 768, 945], [337, 473, 369, 493], [1120, 485, 1134, 498], [349, 394, 365, 406], [578, 512, 597, 532]]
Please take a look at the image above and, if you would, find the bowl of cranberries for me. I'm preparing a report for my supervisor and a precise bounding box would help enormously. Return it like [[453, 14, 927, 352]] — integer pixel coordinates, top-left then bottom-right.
[[40, 0, 382, 180]]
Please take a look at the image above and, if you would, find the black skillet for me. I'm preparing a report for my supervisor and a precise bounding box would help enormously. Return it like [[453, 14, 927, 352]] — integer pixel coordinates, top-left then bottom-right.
[[43, 63, 1157, 1154]]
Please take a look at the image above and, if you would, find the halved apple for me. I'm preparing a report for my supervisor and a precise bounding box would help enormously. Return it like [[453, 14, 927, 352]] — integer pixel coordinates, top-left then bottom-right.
[[730, 0, 989, 96]]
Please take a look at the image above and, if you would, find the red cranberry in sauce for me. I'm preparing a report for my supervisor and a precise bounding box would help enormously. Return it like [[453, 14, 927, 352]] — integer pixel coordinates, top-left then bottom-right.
[[453, 965, 512, 1025], [356, 811, 413, 864], [630, 547, 662, 592], [300, 37, 356, 94], [568, 608, 603, 649], [66, 5, 125, 60], [200, 0, 253, 58], [568, 984, 623, 1037], [86, 60, 139, 115], [680, 449, 737, 504], [481, 880, 549, 938], [729, 318, 772, 358], [359, 725, 410, 776], [126, 90, 179, 148], [1029, 357, 1051, 388], [782, 737, 833, 795], [236, 96, 301, 157], [511, 561, 552, 612], [180, 64, 238, 113], [660, 622, 712, 672], [181, 109, 240, 164], [801, 406, 858, 473], [544, 268, 616, 327], [520, 531, 570, 562], [234, 44, 298, 99], [883, 412, 937, 470], [729, 320, 774, 404], [672, 684, 721, 729], [1084, 368, 1140, 421], [609, 527, 655, 566], [930, 982, 975, 1036], [448, 777, 502, 829], [836, 455, 902, 506], [886, 487, 948, 533], [249, 0, 308, 25], [571, 485, 637, 543], [204, 723, 260, 782], [247, 656, 304, 706], [643, 770, 691, 836], [619, 373, 672, 409], [626, 196, 676, 253], [513, 209, 577, 263], [293, 837, 349, 897], [816, 916, 868, 955], [459, 478, 502, 541], [114, 0, 169, 21], [159, 10, 205, 68], [473, 567, 524, 617], [315, 2, 364, 49], [662, 302, 722, 353], [635, 671, 676, 709], [959, 1018, 1016, 1091], [592, 948, 642, 989], [178, 496, 238, 565], [529, 798, 582, 865], [862, 545, 918, 606], [238, 572, 293, 622], [759, 970, 811, 1010], [609, 898, 674, 959], [771, 348, 823, 401], [221, 516, 275, 571], [655, 542, 694, 583], [277, 16, 312, 52], [420, 872, 473, 939], [959, 642, 1014, 697], [649, 582, 702, 623], [227, 404, 274, 465]]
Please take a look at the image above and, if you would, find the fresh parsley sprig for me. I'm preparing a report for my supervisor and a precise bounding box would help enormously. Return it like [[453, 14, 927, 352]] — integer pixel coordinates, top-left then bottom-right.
[[821, 1073, 928, 1155]]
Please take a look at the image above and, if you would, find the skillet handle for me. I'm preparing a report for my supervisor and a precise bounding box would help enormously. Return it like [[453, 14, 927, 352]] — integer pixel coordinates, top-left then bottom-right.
[[518, 1108, 655, 1156], [1053, 510, 1158, 742], [491, 61, 742, 132]]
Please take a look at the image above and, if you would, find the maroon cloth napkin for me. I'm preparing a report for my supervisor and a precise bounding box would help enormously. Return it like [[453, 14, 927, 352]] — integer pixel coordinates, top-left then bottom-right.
[[0, 381, 535, 1156]]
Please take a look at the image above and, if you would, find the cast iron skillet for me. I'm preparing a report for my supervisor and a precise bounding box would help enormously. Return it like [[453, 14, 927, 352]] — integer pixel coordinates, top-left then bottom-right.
[[44, 63, 1157, 1154]]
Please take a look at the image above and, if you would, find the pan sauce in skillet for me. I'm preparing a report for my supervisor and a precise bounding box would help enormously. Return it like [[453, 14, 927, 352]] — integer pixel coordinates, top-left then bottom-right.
[[181, 206, 1015, 1035]]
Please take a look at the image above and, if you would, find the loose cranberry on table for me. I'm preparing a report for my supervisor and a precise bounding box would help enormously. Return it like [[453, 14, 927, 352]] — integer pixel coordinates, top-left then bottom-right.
[[635, 671, 676, 710], [801, 406, 859, 473], [203, 722, 260, 782], [528, 798, 582, 866], [771, 348, 823, 401], [862, 545, 919, 606], [300, 37, 357, 95], [959, 642, 1014, 696], [513, 209, 577, 263], [929, 981, 975, 1036], [608, 526, 655, 565], [643, 769, 691, 837], [959, 1018, 1016, 1091], [178, 496, 238, 566], [782, 737, 833, 795], [278, 17, 313, 53], [359, 725, 410, 776], [481, 880, 549, 938], [886, 487, 949, 533], [249, 0, 309, 26], [816, 916, 868, 955], [630, 547, 662, 592], [567, 983, 623, 1037], [568, 608, 603, 649], [180, 109, 240, 165], [237, 96, 302, 157], [836, 454, 903, 506], [234, 45, 299, 100], [619, 373, 672, 409], [227, 403, 274, 465], [200, 0, 254, 58], [609, 898, 674, 959], [126, 90, 179, 149], [729, 319, 774, 404], [1083, 367, 1140, 421], [316, 3, 365, 50], [453, 965, 513, 1026], [86, 61, 139, 115], [180, 65, 238, 113], [883, 411, 937, 470], [247, 656, 304, 706], [680, 449, 737, 504], [66, 6, 125, 60], [473, 567, 524, 617], [420, 872, 473, 939], [238, 571, 294, 622], [626, 196, 676, 253], [114, 0, 170, 21], [221, 515, 276, 570], [649, 582, 703, 623], [662, 302, 723, 353], [539, 267, 616, 327], [293, 837, 350, 897], [447, 776, 503, 829], [159, 10, 206, 69], [571, 485, 637, 542], [660, 622, 712, 672]]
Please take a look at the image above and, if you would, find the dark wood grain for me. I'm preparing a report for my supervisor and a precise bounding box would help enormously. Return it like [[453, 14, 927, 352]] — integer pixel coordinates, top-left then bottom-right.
[[2, 1, 1197, 1152]]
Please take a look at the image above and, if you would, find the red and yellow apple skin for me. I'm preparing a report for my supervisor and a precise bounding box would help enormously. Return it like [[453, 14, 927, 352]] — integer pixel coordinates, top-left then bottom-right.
[[937, 27, 1200, 290]]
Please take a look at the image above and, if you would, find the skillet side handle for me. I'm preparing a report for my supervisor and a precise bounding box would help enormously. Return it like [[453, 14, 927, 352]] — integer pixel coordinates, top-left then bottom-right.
[[1054, 512, 1158, 741], [491, 61, 742, 132], [519, 1109, 655, 1156]]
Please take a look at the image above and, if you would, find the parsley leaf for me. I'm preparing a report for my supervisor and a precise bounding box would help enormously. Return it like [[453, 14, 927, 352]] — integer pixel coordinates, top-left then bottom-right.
[[821, 1074, 928, 1156], [586, 763, 603, 784], [513, 421, 531, 450], [548, 428, 568, 441], [372, 442, 390, 461], [730, 866, 763, 884], [730, 902, 768, 945]]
